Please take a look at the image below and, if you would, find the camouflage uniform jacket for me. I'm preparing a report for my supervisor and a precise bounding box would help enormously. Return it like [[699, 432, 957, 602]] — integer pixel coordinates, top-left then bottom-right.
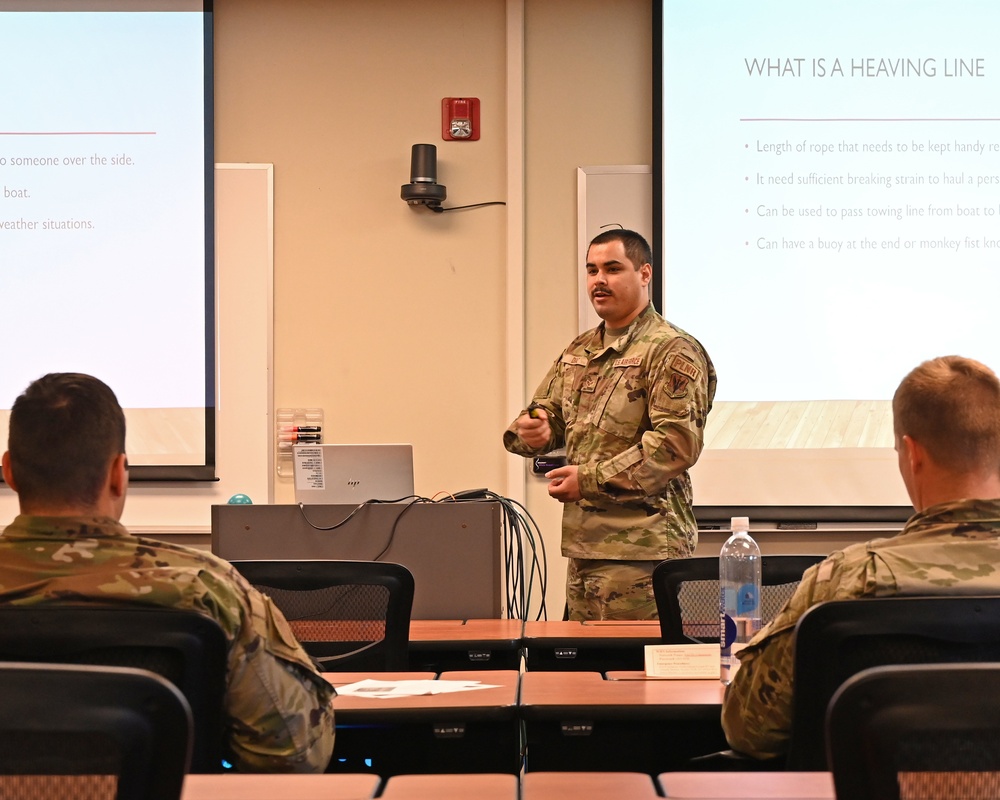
[[504, 303, 716, 560], [722, 497, 1000, 760], [0, 514, 336, 773]]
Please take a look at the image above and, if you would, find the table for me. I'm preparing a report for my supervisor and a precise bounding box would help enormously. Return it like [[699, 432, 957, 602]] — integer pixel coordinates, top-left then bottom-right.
[[380, 773, 517, 799], [408, 619, 524, 671], [181, 773, 380, 799], [326, 669, 522, 776], [522, 771, 660, 799], [657, 771, 835, 799], [519, 671, 727, 774], [522, 620, 662, 671]]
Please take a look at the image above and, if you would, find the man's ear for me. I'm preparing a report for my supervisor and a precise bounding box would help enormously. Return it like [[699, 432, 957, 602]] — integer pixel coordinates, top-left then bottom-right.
[[640, 262, 653, 286], [1, 452, 17, 492], [902, 434, 926, 475], [108, 453, 128, 499]]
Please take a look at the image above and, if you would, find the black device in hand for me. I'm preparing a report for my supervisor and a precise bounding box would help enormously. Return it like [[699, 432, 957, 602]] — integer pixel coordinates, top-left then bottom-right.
[[532, 455, 568, 474]]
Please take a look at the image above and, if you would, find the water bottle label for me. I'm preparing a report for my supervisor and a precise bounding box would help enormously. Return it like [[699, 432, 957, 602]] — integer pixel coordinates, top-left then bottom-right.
[[721, 613, 737, 649], [736, 583, 759, 615]]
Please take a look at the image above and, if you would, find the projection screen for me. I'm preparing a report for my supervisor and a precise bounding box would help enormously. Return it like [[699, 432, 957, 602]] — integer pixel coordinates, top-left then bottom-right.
[[0, 0, 214, 480], [655, 0, 1000, 522]]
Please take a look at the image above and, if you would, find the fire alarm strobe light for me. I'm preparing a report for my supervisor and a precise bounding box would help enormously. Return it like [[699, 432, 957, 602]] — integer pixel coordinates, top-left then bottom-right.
[[442, 97, 480, 141]]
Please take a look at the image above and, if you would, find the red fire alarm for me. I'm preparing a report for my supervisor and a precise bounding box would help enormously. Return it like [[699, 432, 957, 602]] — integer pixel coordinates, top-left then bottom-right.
[[442, 97, 480, 141]]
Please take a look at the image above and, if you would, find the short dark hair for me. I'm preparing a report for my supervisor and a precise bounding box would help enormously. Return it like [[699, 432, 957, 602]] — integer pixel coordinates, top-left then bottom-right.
[[588, 229, 653, 271], [7, 373, 126, 507], [893, 356, 1000, 473]]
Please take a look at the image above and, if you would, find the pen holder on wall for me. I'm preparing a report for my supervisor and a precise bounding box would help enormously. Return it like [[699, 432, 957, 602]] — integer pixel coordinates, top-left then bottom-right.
[[275, 407, 324, 478]]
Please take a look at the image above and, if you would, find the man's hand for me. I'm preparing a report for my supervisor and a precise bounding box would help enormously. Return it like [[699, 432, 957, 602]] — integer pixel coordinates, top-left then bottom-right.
[[515, 407, 552, 449], [546, 465, 581, 503]]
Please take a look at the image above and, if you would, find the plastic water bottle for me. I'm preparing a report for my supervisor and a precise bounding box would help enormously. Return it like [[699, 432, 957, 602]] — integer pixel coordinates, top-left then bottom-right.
[[720, 516, 761, 685]]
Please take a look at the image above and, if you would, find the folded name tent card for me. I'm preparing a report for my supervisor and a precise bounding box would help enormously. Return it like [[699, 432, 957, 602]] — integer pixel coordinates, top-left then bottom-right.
[[644, 644, 720, 679]]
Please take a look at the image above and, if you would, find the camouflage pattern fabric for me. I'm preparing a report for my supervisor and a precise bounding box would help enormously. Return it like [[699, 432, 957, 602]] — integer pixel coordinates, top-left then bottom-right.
[[504, 303, 716, 561], [565, 557, 658, 620], [722, 498, 1000, 760], [0, 514, 336, 773]]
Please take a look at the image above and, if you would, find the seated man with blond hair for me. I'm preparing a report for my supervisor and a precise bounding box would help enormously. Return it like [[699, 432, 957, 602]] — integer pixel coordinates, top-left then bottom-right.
[[722, 355, 1000, 760]]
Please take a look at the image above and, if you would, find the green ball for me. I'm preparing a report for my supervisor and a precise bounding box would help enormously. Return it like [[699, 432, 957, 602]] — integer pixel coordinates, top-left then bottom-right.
[[227, 493, 253, 505]]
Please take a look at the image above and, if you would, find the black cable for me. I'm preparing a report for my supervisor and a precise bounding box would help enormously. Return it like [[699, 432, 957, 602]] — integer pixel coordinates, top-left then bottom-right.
[[295, 499, 376, 531], [296, 496, 421, 560], [480, 490, 548, 621], [429, 201, 506, 213], [295, 490, 549, 620], [367, 496, 423, 561], [492, 493, 549, 620]]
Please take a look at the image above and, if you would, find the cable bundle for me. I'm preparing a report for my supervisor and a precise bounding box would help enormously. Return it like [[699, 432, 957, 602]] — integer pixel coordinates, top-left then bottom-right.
[[296, 490, 548, 621]]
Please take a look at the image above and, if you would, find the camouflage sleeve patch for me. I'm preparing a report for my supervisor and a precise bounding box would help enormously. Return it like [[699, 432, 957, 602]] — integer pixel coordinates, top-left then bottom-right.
[[665, 371, 691, 399], [670, 353, 702, 382], [656, 353, 704, 401]]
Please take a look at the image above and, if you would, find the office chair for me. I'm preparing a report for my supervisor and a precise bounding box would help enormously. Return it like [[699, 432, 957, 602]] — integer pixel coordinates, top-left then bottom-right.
[[0, 605, 228, 773], [653, 555, 825, 644], [0, 662, 192, 800], [232, 559, 414, 671], [787, 595, 1000, 771], [828, 663, 1000, 800]]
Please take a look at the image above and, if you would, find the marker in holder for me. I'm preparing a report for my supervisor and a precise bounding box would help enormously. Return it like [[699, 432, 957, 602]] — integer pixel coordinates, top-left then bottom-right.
[[275, 408, 324, 478]]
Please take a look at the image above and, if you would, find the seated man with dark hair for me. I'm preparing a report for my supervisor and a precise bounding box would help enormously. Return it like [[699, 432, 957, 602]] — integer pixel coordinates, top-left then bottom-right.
[[722, 355, 1000, 760], [0, 372, 335, 772]]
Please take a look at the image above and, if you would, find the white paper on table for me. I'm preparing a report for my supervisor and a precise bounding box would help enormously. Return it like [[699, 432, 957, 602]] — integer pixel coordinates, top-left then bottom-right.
[[335, 679, 500, 699], [644, 644, 721, 679]]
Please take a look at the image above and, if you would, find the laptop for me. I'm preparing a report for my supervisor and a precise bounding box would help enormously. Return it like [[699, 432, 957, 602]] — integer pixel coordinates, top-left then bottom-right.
[[292, 443, 414, 504]]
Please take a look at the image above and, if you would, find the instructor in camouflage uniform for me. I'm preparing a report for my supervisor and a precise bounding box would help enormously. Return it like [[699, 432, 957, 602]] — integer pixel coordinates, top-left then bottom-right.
[[0, 373, 335, 772], [504, 229, 716, 620], [722, 355, 1000, 760]]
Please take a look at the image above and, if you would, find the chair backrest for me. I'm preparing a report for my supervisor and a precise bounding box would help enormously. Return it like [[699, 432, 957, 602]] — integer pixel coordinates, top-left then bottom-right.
[[0, 605, 228, 773], [828, 663, 1000, 800], [788, 595, 1000, 771], [0, 662, 191, 800], [232, 559, 414, 671], [653, 555, 825, 644]]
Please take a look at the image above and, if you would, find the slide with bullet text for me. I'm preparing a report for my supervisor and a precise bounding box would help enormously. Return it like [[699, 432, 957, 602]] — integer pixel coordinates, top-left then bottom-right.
[[0, 1, 212, 477], [659, 0, 999, 518]]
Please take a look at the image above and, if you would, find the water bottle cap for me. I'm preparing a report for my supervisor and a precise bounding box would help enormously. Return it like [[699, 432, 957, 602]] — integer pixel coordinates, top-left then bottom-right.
[[731, 516, 750, 533]]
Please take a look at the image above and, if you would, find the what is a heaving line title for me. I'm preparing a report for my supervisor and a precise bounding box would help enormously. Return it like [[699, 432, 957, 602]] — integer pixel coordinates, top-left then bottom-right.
[[744, 56, 986, 79]]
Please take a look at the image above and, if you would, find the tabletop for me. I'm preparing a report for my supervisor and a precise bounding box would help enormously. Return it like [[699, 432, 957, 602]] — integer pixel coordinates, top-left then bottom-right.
[[380, 773, 517, 800], [520, 670, 725, 717], [408, 618, 524, 642], [523, 620, 662, 640], [181, 773, 381, 800], [657, 771, 835, 799], [327, 670, 520, 719], [522, 771, 659, 799]]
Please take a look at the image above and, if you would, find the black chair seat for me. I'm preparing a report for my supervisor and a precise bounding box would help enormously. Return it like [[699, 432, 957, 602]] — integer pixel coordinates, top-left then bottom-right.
[[0, 604, 228, 773], [828, 662, 1000, 800], [0, 662, 192, 800], [788, 595, 1000, 771], [232, 559, 414, 671], [653, 555, 825, 644]]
